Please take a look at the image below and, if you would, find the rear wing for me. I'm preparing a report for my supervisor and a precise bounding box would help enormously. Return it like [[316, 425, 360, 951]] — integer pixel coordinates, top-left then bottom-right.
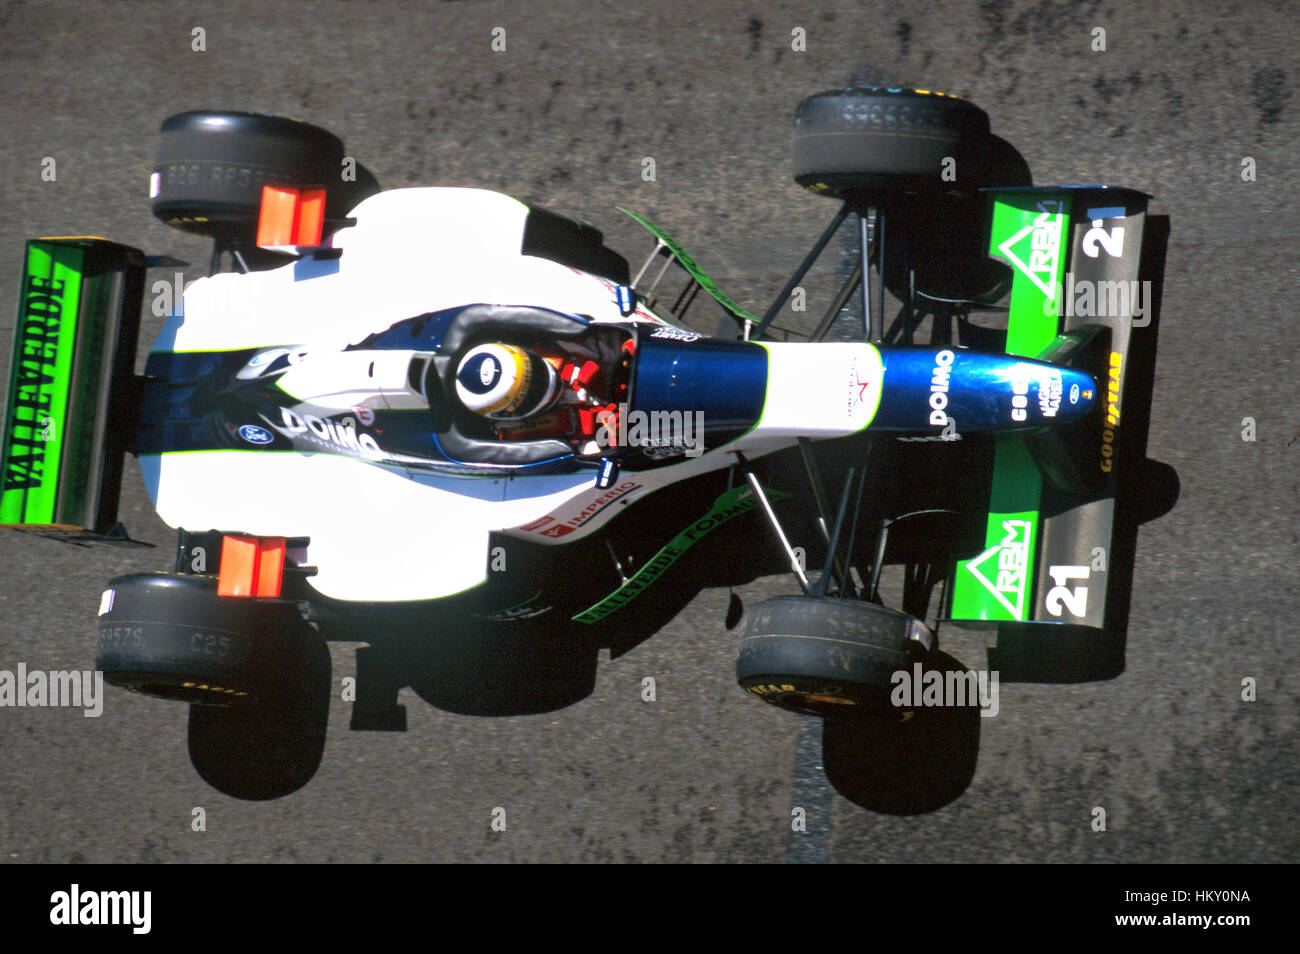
[[945, 186, 1164, 641], [0, 238, 146, 539]]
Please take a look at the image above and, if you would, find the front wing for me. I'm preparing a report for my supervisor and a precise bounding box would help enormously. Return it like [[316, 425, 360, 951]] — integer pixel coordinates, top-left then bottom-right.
[[944, 186, 1167, 641]]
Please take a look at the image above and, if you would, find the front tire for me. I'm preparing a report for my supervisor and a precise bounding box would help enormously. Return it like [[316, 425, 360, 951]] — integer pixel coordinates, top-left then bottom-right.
[[736, 595, 931, 718], [793, 87, 992, 200]]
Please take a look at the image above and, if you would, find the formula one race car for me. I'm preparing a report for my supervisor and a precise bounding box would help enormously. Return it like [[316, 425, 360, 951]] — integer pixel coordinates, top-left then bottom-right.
[[1, 88, 1173, 802]]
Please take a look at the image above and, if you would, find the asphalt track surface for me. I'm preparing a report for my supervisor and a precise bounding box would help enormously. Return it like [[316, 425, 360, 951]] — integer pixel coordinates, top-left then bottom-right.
[[0, 0, 1296, 866]]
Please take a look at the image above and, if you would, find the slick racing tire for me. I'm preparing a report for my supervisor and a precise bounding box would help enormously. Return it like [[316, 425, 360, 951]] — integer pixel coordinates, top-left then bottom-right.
[[151, 110, 362, 239], [95, 571, 311, 705], [736, 596, 930, 719], [793, 87, 992, 200]]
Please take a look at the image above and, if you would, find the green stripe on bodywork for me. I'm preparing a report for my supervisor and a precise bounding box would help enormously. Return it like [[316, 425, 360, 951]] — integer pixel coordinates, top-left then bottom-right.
[[618, 207, 758, 325], [950, 441, 1040, 621], [573, 483, 786, 623], [949, 192, 1071, 622], [1, 242, 84, 523]]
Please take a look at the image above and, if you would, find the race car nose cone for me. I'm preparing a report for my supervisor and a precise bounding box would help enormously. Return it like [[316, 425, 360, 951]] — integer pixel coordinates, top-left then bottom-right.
[[872, 348, 1099, 432]]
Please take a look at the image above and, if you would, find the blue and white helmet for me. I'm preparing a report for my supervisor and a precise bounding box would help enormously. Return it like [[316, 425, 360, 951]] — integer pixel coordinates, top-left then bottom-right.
[[455, 343, 562, 421]]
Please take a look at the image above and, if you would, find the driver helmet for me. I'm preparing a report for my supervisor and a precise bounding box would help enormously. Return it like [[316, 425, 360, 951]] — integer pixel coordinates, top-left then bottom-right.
[[455, 342, 562, 421]]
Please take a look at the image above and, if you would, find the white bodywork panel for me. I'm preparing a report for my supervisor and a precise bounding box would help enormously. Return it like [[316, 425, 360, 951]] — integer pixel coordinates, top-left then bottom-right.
[[146, 187, 674, 602], [144, 187, 882, 603], [161, 188, 663, 355], [755, 342, 883, 436], [142, 452, 503, 601]]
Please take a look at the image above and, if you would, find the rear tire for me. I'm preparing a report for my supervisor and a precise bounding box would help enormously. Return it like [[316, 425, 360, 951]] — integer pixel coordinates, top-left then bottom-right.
[[151, 110, 356, 241], [736, 595, 930, 718], [95, 572, 309, 706]]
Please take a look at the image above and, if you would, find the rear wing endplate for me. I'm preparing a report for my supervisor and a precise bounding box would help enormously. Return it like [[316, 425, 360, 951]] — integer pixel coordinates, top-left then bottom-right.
[[1, 238, 146, 538]]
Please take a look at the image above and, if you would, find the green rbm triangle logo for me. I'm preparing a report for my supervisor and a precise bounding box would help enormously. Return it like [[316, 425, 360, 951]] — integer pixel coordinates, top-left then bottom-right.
[[988, 194, 1071, 359], [962, 517, 1033, 619], [996, 208, 1066, 301]]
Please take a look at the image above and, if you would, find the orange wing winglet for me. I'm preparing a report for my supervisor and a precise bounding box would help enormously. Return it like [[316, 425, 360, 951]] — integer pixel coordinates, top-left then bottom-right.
[[256, 185, 327, 249], [218, 534, 286, 598]]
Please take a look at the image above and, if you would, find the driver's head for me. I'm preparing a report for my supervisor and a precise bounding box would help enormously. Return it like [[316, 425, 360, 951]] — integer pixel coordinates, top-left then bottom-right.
[[455, 342, 562, 421]]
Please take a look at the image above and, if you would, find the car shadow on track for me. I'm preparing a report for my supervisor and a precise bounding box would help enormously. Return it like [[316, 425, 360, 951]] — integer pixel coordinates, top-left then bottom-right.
[[186, 629, 333, 801], [344, 484, 799, 722], [821, 651, 982, 815]]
